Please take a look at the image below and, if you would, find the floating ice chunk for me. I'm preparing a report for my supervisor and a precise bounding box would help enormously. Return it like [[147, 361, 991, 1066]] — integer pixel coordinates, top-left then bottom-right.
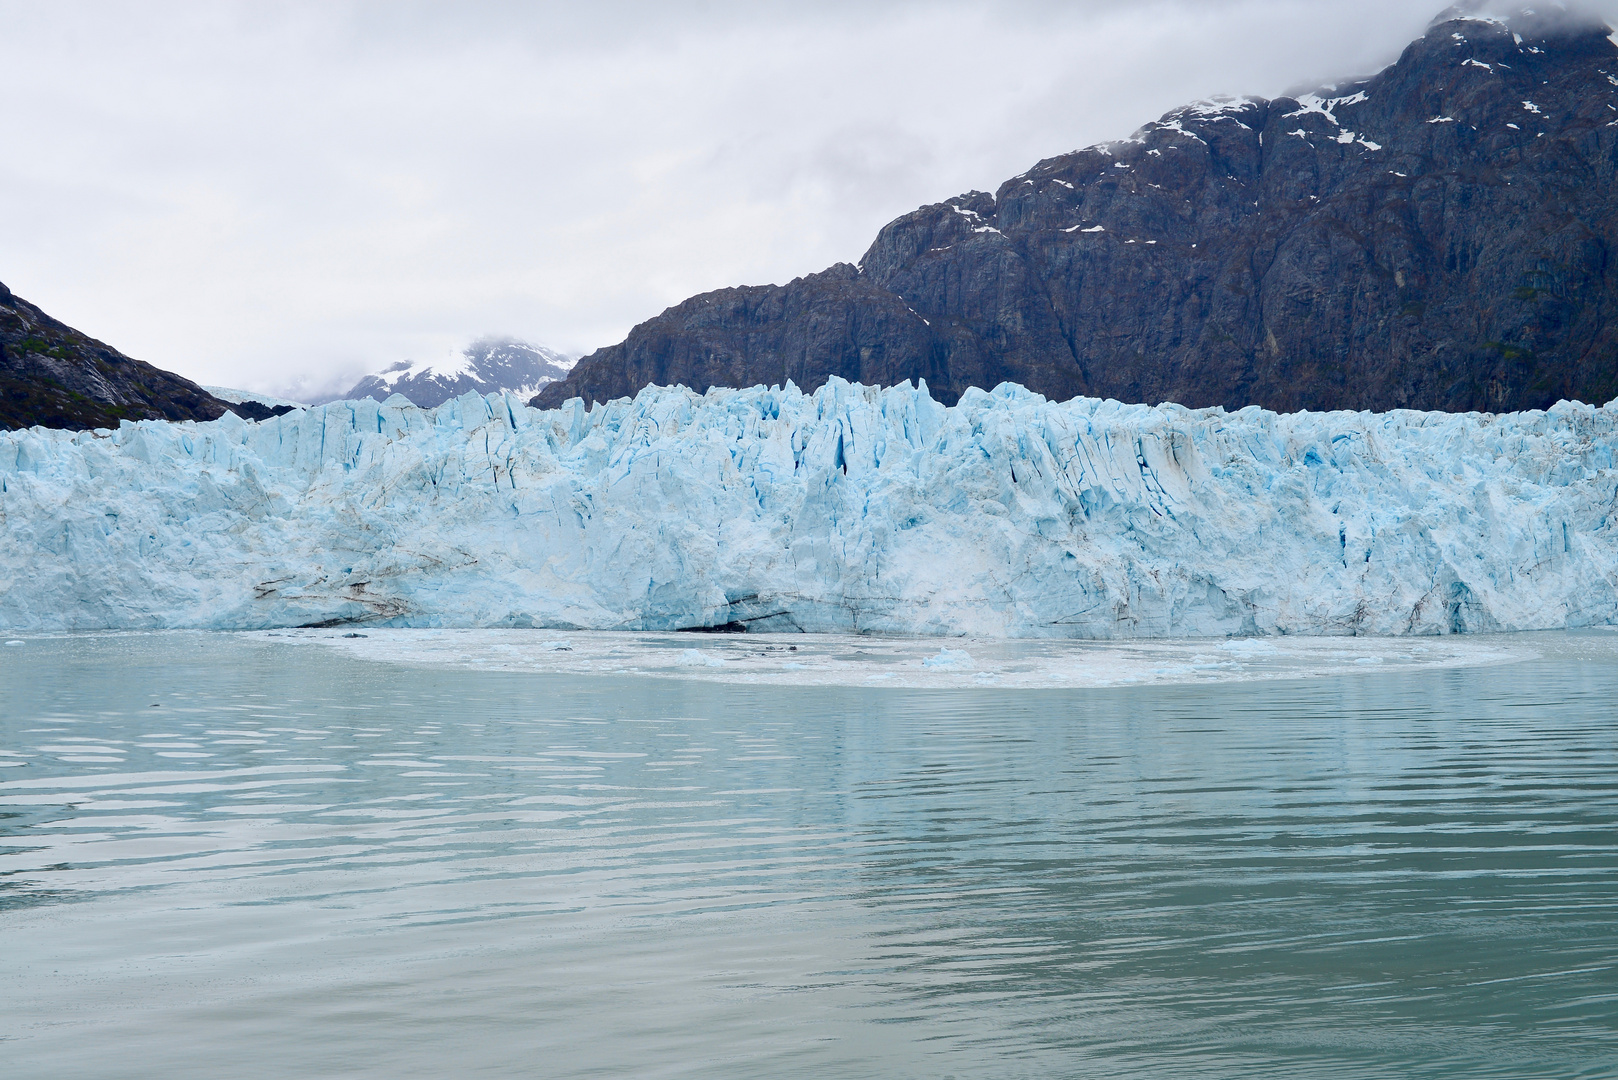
[[1219, 640, 1280, 656], [4, 640, 22, 646], [678, 650, 726, 668], [922, 649, 974, 670]]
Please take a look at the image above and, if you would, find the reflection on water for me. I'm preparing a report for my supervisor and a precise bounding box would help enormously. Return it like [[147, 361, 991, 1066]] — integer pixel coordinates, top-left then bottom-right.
[[1, 631, 1616, 1078]]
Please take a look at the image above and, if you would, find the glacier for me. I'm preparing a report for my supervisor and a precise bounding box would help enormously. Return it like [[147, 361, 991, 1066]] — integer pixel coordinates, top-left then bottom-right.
[[1, 379, 1616, 636]]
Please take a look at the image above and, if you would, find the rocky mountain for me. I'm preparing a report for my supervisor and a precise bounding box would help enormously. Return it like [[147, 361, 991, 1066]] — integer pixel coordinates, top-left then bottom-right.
[[537, 5, 1618, 414], [339, 337, 573, 408], [0, 280, 291, 430]]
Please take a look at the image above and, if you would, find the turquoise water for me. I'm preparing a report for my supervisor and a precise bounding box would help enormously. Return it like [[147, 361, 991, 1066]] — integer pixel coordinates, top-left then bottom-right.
[[2, 631, 1616, 1078]]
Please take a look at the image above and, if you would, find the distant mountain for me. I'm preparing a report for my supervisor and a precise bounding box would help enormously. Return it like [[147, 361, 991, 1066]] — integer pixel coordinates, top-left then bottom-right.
[[337, 338, 575, 407], [0, 280, 287, 429], [203, 386, 306, 411], [538, 5, 1618, 414]]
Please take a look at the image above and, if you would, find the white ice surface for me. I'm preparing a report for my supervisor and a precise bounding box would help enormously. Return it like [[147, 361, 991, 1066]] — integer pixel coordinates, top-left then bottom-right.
[[268, 627, 1539, 690], [2, 379, 1617, 636]]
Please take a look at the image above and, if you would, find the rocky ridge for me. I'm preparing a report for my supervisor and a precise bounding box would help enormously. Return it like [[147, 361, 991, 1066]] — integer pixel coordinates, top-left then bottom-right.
[[537, 6, 1618, 414], [0, 281, 292, 429]]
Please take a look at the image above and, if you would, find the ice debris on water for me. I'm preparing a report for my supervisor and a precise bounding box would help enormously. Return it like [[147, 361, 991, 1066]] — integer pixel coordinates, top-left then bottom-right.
[[4, 640, 23, 646], [922, 648, 974, 670], [1218, 639, 1280, 656], [1, 380, 1618, 638], [678, 649, 726, 668]]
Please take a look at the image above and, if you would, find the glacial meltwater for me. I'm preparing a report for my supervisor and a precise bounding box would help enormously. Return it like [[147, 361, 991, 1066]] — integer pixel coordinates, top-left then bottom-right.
[[2, 630, 1615, 1078]]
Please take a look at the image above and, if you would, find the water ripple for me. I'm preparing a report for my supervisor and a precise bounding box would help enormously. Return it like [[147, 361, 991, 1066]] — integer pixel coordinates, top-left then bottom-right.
[[1, 630, 1615, 1078]]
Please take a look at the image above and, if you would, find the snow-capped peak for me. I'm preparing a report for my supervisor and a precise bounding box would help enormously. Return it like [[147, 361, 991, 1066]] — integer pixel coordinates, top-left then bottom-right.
[[340, 337, 577, 408]]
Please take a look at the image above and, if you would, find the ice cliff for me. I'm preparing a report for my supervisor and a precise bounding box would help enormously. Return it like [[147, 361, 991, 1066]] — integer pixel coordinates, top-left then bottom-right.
[[2, 380, 1616, 636]]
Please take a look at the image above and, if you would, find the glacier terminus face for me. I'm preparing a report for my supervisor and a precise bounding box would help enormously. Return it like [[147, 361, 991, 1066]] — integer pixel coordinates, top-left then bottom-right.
[[1, 379, 1615, 636]]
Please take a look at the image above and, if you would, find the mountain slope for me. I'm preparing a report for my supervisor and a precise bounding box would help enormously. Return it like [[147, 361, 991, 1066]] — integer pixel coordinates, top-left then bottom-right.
[[537, 6, 1618, 413], [0, 280, 249, 430], [338, 337, 573, 408]]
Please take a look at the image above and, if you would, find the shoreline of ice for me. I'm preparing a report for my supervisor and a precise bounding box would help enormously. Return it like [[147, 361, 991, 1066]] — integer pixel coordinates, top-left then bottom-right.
[[3, 379, 1617, 636]]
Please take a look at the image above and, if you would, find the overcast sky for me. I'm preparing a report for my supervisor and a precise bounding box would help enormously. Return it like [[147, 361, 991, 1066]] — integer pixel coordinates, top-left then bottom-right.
[[2, 0, 1614, 399]]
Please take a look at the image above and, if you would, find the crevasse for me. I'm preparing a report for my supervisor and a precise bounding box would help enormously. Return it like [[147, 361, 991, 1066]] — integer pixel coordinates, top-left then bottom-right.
[[2, 379, 1615, 636]]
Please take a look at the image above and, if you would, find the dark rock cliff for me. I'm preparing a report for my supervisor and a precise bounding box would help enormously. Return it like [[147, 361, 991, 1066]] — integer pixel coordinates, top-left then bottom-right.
[[0, 281, 282, 429], [537, 8, 1618, 413]]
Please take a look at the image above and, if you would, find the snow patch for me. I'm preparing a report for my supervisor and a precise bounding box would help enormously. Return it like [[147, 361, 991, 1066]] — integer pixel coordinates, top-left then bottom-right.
[[1180, 95, 1262, 118], [1286, 90, 1368, 127], [1143, 118, 1207, 144]]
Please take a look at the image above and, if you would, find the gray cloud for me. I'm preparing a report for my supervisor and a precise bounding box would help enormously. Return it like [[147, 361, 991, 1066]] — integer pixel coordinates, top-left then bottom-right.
[[1, 0, 1613, 399]]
